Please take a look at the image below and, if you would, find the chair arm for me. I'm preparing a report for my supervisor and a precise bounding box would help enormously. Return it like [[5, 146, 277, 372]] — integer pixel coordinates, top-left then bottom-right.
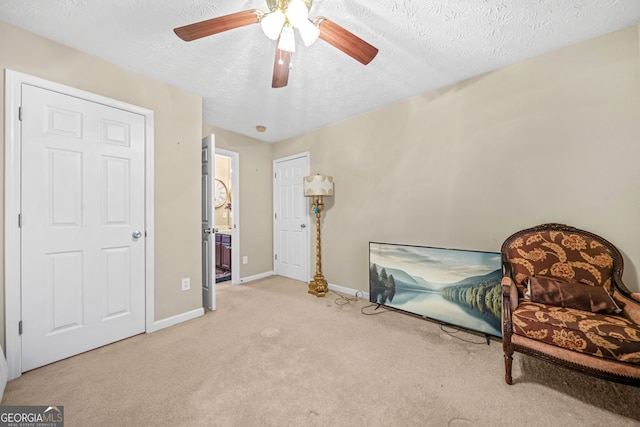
[[502, 276, 518, 341], [612, 276, 635, 298], [502, 276, 519, 313], [613, 289, 640, 325]]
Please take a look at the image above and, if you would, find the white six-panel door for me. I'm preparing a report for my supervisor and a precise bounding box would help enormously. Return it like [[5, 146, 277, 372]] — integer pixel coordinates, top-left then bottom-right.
[[273, 154, 310, 282], [20, 84, 146, 371]]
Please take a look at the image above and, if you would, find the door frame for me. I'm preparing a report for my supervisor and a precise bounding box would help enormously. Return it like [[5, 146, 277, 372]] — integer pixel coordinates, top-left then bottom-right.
[[273, 152, 310, 281], [4, 70, 155, 380], [215, 148, 240, 285]]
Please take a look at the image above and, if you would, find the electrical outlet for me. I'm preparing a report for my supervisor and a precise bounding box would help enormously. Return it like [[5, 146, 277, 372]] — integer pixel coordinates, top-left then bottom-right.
[[243, 256, 248, 264], [181, 277, 190, 291]]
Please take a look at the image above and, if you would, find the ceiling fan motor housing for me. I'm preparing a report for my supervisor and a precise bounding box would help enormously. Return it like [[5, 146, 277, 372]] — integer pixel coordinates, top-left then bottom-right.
[[267, 0, 313, 13]]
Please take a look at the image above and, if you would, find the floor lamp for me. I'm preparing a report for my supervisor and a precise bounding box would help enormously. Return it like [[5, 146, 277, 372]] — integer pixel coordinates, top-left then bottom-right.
[[303, 174, 334, 297]]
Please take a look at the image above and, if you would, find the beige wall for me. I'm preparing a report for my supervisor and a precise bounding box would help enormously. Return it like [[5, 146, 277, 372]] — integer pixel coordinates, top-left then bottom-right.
[[4, 19, 638, 353], [0, 21, 203, 349], [203, 126, 274, 278], [272, 25, 640, 294]]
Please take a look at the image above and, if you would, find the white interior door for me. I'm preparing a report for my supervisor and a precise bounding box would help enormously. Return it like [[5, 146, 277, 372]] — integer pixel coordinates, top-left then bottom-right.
[[202, 135, 216, 310], [273, 154, 310, 282], [20, 84, 146, 371]]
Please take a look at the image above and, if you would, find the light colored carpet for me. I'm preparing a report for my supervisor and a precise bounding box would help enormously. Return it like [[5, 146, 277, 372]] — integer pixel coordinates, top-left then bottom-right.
[[2, 276, 639, 426]]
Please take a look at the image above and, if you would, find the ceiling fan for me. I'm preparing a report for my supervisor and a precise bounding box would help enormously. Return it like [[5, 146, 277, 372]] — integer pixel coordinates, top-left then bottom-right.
[[174, 0, 379, 88]]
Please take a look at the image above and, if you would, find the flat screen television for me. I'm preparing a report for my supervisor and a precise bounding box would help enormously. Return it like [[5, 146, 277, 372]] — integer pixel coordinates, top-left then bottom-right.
[[369, 242, 502, 338]]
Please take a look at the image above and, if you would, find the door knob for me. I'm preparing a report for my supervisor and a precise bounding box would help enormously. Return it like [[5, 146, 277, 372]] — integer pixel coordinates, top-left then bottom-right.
[[301, 224, 306, 228], [132, 231, 142, 239], [203, 228, 218, 234]]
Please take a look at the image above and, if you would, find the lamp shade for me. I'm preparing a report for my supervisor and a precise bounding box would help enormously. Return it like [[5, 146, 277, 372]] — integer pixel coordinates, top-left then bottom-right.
[[260, 10, 286, 40], [278, 24, 296, 52], [297, 18, 320, 46], [303, 174, 334, 197], [285, 0, 309, 27]]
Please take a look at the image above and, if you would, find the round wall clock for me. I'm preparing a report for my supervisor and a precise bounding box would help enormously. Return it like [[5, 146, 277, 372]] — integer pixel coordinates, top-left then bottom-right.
[[214, 179, 229, 208]]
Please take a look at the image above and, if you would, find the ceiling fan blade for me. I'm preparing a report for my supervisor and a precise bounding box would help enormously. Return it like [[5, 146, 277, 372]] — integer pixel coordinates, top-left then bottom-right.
[[314, 17, 378, 65], [174, 9, 262, 42], [272, 48, 292, 88]]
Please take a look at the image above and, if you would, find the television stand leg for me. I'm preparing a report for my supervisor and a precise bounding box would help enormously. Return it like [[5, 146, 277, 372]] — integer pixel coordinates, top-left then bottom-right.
[[374, 303, 382, 310], [485, 335, 490, 345]]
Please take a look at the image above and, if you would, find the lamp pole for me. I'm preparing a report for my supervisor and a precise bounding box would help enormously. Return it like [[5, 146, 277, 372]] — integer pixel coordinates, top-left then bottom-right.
[[308, 196, 328, 297], [303, 174, 333, 297]]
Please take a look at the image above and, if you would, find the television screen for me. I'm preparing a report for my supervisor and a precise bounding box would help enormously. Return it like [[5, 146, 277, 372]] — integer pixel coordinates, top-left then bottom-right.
[[369, 242, 502, 337]]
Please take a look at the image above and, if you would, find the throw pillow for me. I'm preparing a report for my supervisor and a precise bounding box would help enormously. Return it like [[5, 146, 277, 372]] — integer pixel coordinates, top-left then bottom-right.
[[526, 275, 622, 314]]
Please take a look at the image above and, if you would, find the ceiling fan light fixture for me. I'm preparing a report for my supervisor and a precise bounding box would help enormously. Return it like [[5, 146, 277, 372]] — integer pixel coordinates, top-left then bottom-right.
[[278, 24, 296, 52], [260, 10, 286, 40], [173, 0, 378, 89]]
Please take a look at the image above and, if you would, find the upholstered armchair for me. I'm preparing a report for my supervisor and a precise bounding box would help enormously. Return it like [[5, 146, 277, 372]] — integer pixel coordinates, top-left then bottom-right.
[[501, 223, 640, 386]]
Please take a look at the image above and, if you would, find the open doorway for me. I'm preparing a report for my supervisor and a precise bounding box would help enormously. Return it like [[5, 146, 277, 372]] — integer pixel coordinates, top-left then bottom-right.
[[214, 154, 232, 283], [202, 136, 240, 311], [214, 149, 240, 286]]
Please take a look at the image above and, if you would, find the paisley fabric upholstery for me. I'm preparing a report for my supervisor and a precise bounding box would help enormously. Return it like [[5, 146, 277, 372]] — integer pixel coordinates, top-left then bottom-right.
[[505, 230, 614, 296], [513, 300, 640, 364]]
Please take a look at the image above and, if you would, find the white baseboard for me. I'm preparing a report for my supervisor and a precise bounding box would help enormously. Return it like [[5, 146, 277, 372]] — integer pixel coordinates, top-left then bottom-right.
[[235, 274, 368, 300], [152, 307, 204, 332], [328, 282, 369, 300], [239, 271, 274, 284]]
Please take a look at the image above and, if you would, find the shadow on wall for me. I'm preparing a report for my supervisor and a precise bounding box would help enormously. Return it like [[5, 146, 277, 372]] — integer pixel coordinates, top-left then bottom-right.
[[620, 250, 639, 292], [0, 346, 8, 401]]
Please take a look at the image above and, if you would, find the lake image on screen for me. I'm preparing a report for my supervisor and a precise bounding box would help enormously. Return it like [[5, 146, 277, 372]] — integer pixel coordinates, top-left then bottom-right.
[[369, 243, 502, 337]]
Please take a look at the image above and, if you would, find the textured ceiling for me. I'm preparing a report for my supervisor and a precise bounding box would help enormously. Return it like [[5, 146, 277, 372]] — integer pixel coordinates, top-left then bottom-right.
[[2, 1, 640, 143]]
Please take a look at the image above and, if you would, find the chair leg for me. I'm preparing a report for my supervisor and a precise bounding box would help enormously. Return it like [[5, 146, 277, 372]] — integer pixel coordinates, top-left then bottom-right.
[[504, 351, 513, 385]]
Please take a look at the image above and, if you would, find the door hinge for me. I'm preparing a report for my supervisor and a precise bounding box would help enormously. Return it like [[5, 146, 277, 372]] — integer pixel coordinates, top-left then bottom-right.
[[275, 254, 278, 260], [19, 320, 22, 335], [275, 213, 277, 220], [18, 213, 22, 228], [274, 172, 277, 179], [18, 106, 23, 121]]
